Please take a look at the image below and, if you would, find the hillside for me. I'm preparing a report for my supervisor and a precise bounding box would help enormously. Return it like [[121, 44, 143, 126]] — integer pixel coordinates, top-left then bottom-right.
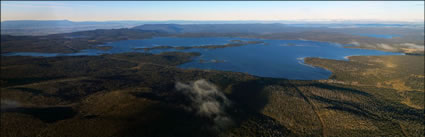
[[2, 52, 423, 137], [1, 29, 164, 54], [0, 20, 147, 36], [305, 55, 424, 109]]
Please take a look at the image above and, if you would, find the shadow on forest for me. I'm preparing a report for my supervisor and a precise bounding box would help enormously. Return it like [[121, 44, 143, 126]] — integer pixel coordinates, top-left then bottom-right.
[[291, 82, 424, 122], [1, 106, 76, 123], [126, 78, 293, 137]]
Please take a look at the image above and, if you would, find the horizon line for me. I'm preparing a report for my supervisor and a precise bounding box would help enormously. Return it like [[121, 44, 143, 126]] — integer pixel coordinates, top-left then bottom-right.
[[2, 19, 424, 23]]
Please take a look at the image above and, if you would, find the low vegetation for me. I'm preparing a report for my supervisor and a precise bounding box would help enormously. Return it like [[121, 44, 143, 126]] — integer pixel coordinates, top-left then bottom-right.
[[1, 29, 163, 53], [1, 23, 423, 137], [2, 52, 423, 137], [305, 55, 424, 109]]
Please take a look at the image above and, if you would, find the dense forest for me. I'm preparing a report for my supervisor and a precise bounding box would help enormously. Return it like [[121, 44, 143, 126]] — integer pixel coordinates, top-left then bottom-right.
[[1, 51, 423, 137], [1, 23, 424, 137]]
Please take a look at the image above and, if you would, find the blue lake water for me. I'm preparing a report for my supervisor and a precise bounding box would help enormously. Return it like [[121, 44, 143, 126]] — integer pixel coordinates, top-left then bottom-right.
[[3, 37, 402, 80], [351, 33, 400, 39]]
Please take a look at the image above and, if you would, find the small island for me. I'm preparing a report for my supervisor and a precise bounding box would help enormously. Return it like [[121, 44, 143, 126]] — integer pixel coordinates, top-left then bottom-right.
[[133, 40, 264, 51]]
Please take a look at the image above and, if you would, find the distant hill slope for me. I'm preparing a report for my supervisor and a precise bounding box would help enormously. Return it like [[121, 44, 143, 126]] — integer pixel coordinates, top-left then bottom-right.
[[132, 23, 424, 34], [1, 20, 145, 36], [1, 29, 163, 53], [1, 20, 77, 28], [2, 21, 423, 54], [2, 20, 423, 36], [132, 24, 318, 34], [132, 24, 424, 54]]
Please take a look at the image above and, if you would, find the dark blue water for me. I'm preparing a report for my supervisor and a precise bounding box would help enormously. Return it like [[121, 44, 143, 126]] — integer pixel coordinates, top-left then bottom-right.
[[351, 33, 400, 39], [3, 37, 402, 80]]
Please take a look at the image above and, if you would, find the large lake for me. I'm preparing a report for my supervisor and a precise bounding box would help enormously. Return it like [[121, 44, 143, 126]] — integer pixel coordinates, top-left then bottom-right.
[[4, 37, 402, 80], [350, 33, 400, 39]]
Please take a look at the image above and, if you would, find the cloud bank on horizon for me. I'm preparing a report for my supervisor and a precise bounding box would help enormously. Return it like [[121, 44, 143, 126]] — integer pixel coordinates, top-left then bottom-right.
[[1, 1, 424, 22]]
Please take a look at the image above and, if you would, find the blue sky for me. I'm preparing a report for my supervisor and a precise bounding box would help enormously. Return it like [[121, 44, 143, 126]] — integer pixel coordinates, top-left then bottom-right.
[[1, 1, 424, 22]]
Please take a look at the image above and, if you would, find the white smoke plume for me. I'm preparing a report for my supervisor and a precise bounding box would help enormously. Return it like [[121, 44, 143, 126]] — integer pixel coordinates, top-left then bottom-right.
[[175, 79, 233, 130]]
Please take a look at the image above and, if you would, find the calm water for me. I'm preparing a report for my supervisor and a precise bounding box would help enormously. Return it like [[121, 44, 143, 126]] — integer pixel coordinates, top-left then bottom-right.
[[4, 37, 402, 80], [351, 33, 401, 39]]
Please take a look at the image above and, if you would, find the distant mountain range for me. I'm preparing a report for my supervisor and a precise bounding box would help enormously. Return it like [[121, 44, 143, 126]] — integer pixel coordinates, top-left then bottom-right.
[[132, 24, 305, 34], [1, 20, 145, 29], [1, 20, 424, 36], [1, 20, 145, 36]]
